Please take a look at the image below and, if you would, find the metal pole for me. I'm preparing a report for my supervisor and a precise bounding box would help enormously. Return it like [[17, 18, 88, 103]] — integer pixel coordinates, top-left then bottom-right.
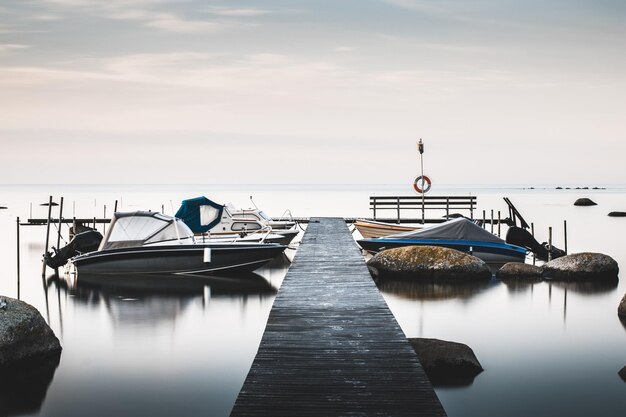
[[419, 139, 425, 224], [396, 197, 400, 224], [103, 205, 107, 235], [114, 199, 118, 213], [548, 227, 553, 262], [563, 220, 567, 255], [42, 195, 53, 277], [16, 216, 20, 300]]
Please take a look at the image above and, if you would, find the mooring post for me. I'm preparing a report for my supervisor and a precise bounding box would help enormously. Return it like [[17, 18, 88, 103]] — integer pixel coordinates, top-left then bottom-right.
[[563, 220, 567, 255], [490, 210, 494, 234], [372, 197, 377, 220], [93, 217, 96, 231], [531, 222, 535, 265], [482, 210, 486, 229], [42, 195, 53, 277], [16, 216, 20, 300], [548, 227, 553, 262], [72, 217, 77, 240], [103, 205, 107, 235], [114, 199, 118, 213], [56, 197, 64, 251], [446, 197, 450, 219], [497, 211, 501, 237]]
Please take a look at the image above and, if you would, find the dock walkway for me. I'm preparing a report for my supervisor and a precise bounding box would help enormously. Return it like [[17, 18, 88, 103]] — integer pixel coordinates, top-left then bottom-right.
[[230, 217, 446, 417]]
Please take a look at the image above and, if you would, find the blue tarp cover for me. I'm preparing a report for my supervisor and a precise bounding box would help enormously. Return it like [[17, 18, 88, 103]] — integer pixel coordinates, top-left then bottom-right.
[[175, 196, 224, 233]]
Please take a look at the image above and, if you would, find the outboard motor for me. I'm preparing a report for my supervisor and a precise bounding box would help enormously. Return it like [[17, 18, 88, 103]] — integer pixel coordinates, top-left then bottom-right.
[[45, 230, 103, 269], [506, 226, 565, 261]]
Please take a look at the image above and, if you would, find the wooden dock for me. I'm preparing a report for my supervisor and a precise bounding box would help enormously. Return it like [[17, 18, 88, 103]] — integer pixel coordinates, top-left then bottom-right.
[[230, 217, 446, 417]]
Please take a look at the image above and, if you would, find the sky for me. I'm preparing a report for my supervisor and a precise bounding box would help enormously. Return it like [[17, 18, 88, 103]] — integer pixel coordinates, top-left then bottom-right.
[[0, 0, 625, 185]]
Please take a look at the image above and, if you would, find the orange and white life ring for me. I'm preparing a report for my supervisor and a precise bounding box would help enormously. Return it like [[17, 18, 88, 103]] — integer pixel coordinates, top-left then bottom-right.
[[413, 175, 432, 193]]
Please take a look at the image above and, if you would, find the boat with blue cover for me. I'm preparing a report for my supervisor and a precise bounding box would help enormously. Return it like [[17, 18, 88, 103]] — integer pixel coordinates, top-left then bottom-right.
[[357, 217, 527, 264]]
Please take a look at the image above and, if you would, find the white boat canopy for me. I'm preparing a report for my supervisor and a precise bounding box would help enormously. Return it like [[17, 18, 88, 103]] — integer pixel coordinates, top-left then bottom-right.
[[100, 211, 195, 250]]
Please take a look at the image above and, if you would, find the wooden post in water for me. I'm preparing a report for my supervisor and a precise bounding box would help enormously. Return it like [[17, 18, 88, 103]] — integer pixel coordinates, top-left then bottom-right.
[[497, 211, 501, 237], [446, 197, 450, 220], [16, 216, 20, 300], [103, 205, 107, 235], [531, 222, 535, 265], [548, 227, 553, 262], [563, 220, 567, 255], [482, 210, 486, 229], [42, 196, 53, 277], [114, 200, 118, 212], [56, 197, 64, 251], [93, 217, 96, 231], [490, 210, 494, 234]]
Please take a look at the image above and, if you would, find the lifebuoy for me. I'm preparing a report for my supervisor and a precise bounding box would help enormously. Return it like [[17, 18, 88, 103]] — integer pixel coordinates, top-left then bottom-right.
[[413, 175, 432, 193]]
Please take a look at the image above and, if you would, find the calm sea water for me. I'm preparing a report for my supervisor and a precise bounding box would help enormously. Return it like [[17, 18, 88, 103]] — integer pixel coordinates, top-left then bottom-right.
[[0, 184, 624, 417]]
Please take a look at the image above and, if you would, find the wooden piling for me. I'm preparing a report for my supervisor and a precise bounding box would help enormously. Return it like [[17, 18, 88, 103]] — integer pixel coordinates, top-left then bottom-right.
[[497, 211, 501, 237], [42, 196, 53, 277], [16, 216, 20, 300], [482, 210, 486, 229], [531, 222, 535, 265], [490, 209, 494, 234], [56, 197, 64, 250], [563, 220, 569, 255], [548, 227, 553, 262]]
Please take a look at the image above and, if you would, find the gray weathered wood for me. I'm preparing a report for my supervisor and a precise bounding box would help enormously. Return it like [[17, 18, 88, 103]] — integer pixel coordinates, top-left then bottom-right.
[[230, 218, 446, 417]]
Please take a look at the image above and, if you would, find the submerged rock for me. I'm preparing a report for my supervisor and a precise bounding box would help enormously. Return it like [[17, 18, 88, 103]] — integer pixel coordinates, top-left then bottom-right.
[[0, 297, 62, 367], [408, 338, 483, 387], [619, 294, 626, 318], [367, 246, 492, 282], [496, 262, 543, 281], [542, 252, 619, 281], [608, 212, 626, 217], [619, 366, 626, 383], [574, 198, 597, 206]]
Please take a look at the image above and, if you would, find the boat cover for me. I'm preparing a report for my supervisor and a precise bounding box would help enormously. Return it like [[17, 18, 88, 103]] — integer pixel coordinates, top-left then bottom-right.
[[101, 211, 194, 250], [385, 217, 504, 243], [175, 196, 224, 233]]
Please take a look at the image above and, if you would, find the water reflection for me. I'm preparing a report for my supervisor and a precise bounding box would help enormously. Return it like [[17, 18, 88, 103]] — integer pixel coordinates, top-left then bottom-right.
[[375, 277, 494, 301], [0, 354, 61, 417], [550, 277, 619, 295]]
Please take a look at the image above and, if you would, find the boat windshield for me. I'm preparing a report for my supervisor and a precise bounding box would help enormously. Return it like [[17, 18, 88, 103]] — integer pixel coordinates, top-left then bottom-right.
[[258, 211, 272, 221], [100, 212, 195, 250]]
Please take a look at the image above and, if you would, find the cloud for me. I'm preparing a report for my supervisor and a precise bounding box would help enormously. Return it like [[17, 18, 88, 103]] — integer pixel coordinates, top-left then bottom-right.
[[209, 7, 270, 17], [0, 43, 30, 52]]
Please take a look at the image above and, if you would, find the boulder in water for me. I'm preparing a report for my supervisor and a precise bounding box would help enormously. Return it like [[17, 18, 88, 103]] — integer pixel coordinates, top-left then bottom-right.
[[408, 338, 483, 387], [608, 212, 626, 217], [543, 253, 619, 281], [496, 262, 543, 281], [574, 198, 597, 206], [367, 246, 492, 282], [0, 297, 62, 367], [619, 293, 626, 318]]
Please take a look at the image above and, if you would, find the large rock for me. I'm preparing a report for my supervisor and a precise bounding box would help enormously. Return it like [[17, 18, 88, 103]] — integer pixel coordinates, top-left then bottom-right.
[[0, 296, 62, 367], [496, 262, 543, 281], [608, 212, 626, 217], [367, 246, 492, 282], [408, 338, 483, 387], [619, 294, 626, 318], [542, 252, 619, 281], [619, 366, 626, 383], [574, 198, 597, 206]]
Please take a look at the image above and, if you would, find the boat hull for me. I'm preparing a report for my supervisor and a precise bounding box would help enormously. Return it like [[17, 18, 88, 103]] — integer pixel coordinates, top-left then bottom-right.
[[70, 244, 286, 276], [354, 219, 419, 239], [357, 239, 526, 264]]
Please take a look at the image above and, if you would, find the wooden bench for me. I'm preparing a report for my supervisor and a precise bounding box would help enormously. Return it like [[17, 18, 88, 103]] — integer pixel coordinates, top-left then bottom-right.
[[370, 195, 476, 223]]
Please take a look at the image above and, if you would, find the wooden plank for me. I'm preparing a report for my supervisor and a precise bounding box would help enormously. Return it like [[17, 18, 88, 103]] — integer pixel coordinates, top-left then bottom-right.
[[230, 218, 446, 417]]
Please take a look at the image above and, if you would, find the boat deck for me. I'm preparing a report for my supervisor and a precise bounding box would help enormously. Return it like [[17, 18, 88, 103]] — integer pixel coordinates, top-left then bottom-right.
[[230, 217, 446, 417]]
